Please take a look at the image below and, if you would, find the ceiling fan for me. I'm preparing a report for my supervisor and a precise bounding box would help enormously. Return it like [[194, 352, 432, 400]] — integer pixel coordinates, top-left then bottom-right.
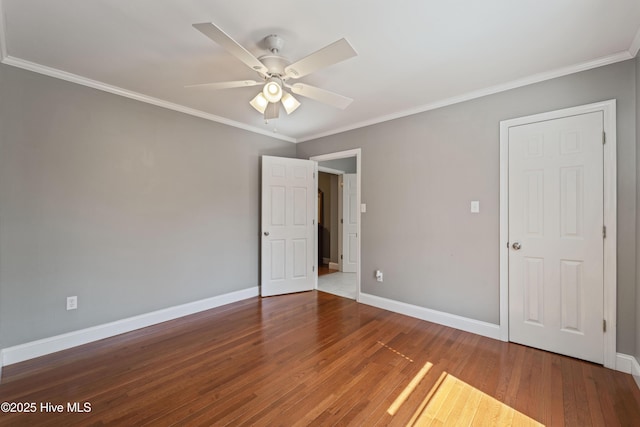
[[188, 22, 358, 120]]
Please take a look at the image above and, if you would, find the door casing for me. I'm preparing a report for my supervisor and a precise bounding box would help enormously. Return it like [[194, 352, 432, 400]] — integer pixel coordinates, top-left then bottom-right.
[[499, 100, 617, 369]]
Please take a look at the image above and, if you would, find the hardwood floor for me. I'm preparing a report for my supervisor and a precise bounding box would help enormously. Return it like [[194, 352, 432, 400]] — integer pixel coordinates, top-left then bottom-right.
[[318, 264, 338, 276], [0, 291, 639, 426]]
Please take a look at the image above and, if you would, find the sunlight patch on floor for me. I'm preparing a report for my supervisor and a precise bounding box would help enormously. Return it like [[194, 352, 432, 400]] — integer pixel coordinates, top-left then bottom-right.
[[406, 372, 544, 426], [387, 361, 432, 415]]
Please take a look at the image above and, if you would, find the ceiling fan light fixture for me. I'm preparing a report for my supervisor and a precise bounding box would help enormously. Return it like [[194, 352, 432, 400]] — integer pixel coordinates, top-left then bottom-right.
[[191, 24, 359, 120], [262, 78, 283, 103], [249, 92, 268, 113], [281, 92, 301, 114]]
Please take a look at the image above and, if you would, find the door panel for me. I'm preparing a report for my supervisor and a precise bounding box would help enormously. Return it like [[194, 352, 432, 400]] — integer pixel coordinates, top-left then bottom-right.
[[293, 239, 307, 278], [270, 240, 286, 280], [523, 257, 544, 325], [261, 156, 316, 297], [270, 187, 285, 225], [342, 174, 357, 273], [560, 167, 583, 237], [293, 187, 308, 225], [560, 260, 583, 332], [508, 111, 604, 364], [524, 170, 544, 236]]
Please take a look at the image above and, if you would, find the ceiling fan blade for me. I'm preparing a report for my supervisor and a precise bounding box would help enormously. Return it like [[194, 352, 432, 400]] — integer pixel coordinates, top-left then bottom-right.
[[289, 83, 353, 109], [284, 39, 357, 79], [193, 23, 268, 76], [185, 80, 261, 90]]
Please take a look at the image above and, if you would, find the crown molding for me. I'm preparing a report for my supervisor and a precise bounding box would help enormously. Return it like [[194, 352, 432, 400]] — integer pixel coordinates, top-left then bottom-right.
[[0, 47, 633, 145], [298, 50, 633, 143], [0, 0, 636, 145], [629, 25, 640, 57], [0, 55, 296, 143], [0, 0, 292, 142]]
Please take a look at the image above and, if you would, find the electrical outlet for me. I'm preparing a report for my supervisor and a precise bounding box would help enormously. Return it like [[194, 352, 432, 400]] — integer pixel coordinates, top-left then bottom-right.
[[67, 296, 77, 311], [375, 270, 383, 282]]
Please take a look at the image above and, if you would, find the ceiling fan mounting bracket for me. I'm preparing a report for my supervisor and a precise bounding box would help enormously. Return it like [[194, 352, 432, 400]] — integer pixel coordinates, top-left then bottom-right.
[[264, 34, 284, 54]]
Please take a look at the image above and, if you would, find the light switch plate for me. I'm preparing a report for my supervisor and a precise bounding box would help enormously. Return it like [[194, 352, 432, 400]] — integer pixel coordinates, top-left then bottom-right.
[[361, 203, 367, 213], [471, 201, 480, 213], [67, 296, 77, 310]]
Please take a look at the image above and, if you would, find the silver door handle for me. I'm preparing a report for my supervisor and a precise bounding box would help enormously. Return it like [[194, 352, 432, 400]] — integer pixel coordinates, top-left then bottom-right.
[[512, 242, 521, 250], [263, 231, 269, 236]]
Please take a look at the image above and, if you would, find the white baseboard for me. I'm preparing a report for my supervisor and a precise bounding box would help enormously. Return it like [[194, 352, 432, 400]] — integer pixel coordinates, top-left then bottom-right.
[[616, 353, 634, 373], [616, 353, 640, 390], [358, 292, 501, 340], [359, 293, 640, 389], [329, 262, 339, 270], [1, 286, 259, 367], [4, 286, 637, 392], [322, 257, 331, 265]]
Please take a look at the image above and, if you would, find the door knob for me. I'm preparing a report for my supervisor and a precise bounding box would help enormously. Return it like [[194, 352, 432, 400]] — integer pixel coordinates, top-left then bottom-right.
[[512, 242, 521, 250], [263, 231, 270, 236]]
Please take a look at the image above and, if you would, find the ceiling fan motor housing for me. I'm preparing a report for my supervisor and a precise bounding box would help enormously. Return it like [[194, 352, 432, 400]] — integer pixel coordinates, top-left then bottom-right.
[[259, 35, 290, 79], [259, 55, 289, 78]]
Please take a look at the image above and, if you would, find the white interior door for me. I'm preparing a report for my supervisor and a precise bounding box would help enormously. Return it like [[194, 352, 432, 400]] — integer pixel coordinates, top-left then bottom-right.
[[341, 173, 357, 273], [261, 156, 316, 297], [508, 111, 604, 364]]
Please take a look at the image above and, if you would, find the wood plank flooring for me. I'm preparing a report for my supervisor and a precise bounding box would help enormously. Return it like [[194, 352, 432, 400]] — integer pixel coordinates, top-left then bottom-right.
[[318, 264, 338, 276], [0, 291, 639, 426]]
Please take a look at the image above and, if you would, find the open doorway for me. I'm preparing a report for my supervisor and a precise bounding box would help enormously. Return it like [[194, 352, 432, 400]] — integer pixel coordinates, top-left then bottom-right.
[[311, 150, 361, 301], [317, 172, 340, 272]]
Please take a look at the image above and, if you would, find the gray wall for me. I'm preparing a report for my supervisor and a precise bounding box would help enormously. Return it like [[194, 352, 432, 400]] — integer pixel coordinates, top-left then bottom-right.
[[1, 57, 638, 358], [318, 157, 357, 174], [636, 53, 640, 362], [0, 63, 295, 349], [297, 59, 638, 354]]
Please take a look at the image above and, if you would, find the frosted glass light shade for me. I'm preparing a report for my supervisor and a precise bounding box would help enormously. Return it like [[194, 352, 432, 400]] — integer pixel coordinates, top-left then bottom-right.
[[250, 92, 268, 113], [281, 92, 301, 114], [262, 80, 283, 103]]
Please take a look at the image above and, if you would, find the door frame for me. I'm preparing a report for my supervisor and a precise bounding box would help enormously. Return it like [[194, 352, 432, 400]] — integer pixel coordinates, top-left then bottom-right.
[[338, 173, 343, 272], [310, 149, 362, 301], [499, 100, 617, 369]]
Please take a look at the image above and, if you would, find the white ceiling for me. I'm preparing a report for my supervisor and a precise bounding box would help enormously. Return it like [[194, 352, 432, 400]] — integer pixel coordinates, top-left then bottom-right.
[[1, 0, 639, 143]]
